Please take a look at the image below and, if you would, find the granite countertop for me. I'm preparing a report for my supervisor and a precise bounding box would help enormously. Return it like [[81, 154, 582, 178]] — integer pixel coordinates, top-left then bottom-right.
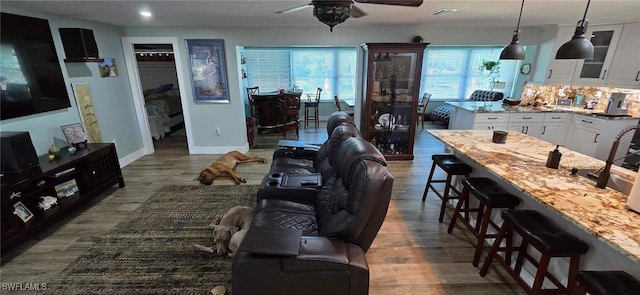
[[446, 101, 640, 119], [428, 130, 640, 262]]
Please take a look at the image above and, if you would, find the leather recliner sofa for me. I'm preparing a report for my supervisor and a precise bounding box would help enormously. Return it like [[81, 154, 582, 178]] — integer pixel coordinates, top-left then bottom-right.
[[232, 137, 393, 295]]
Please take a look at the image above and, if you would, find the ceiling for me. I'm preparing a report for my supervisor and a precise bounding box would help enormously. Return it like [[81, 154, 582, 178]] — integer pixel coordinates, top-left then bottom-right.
[[2, 0, 639, 29]]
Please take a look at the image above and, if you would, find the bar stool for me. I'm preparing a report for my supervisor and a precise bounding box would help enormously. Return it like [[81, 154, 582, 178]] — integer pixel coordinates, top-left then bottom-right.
[[304, 87, 321, 128], [422, 154, 472, 223], [480, 210, 589, 295], [447, 177, 520, 266], [573, 271, 640, 295]]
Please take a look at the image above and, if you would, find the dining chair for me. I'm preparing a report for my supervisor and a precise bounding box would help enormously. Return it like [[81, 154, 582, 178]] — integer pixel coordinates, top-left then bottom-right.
[[246, 86, 259, 118], [334, 95, 354, 117], [304, 87, 322, 128], [282, 93, 301, 139], [417, 93, 432, 129]]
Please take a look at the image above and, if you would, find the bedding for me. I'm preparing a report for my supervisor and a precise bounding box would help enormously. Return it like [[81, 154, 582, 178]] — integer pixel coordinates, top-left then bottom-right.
[[144, 88, 184, 139]]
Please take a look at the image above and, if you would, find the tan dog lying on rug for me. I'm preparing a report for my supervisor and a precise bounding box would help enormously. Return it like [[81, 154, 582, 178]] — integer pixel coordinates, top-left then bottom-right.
[[197, 151, 266, 185], [194, 206, 254, 258]]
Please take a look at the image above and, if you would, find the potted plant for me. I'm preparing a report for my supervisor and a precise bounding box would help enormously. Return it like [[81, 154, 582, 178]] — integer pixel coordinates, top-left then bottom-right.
[[480, 59, 501, 77]]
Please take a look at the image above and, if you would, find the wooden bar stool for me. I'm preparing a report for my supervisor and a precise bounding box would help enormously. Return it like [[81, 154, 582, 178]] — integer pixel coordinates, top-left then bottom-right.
[[304, 88, 321, 128], [480, 210, 589, 295], [422, 154, 472, 223], [447, 177, 520, 266], [573, 271, 640, 295]]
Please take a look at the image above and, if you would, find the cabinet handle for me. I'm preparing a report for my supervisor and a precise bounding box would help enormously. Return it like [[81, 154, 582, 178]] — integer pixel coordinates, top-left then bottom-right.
[[594, 133, 600, 143], [547, 69, 553, 79], [522, 116, 532, 119], [487, 117, 498, 120], [551, 116, 561, 119], [635, 71, 640, 81], [581, 119, 593, 124], [521, 126, 525, 133], [525, 126, 529, 134], [542, 126, 546, 134], [487, 126, 491, 130], [601, 69, 607, 80]]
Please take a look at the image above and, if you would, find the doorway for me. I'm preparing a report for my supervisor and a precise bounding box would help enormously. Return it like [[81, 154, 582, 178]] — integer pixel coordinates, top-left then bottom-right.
[[121, 37, 193, 155]]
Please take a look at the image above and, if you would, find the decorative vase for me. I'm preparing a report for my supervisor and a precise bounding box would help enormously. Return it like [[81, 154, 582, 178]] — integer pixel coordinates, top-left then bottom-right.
[[68, 146, 77, 155], [48, 144, 60, 155]]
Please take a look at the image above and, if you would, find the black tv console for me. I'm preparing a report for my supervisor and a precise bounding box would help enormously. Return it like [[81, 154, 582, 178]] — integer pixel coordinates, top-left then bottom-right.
[[1, 143, 124, 252]]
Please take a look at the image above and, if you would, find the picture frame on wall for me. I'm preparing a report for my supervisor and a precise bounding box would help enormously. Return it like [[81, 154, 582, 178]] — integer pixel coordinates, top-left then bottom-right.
[[185, 39, 230, 103], [13, 201, 34, 223]]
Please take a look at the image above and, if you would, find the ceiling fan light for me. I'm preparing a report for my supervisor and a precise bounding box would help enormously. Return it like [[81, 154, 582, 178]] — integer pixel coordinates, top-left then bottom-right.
[[500, 31, 525, 60], [313, 4, 352, 32], [556, 20, 594, 59]]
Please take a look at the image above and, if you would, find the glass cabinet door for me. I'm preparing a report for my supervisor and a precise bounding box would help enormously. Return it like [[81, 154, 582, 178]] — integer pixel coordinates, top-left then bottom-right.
[[573, 24, 622, 83], [361, 43, 427, 161]]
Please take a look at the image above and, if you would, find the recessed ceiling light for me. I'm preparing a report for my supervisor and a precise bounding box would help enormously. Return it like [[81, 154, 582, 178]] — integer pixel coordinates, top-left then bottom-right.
[[140, 11, 152, 18], [431, 8, 458, 16]]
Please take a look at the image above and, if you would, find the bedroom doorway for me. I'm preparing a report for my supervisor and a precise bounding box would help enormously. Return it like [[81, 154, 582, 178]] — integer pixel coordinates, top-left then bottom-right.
[[121, 37, 193, 155]]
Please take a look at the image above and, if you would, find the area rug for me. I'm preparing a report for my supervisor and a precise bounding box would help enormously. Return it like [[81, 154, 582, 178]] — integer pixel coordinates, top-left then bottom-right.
[[50, 185, 259, 295]]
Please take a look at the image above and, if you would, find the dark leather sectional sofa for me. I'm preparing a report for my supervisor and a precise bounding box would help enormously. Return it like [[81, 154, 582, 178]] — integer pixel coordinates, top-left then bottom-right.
[[232, 111, 394, 295]]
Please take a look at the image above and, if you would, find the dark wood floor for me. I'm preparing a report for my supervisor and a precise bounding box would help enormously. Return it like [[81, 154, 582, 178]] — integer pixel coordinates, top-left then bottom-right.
[[0, 121, 523, 294]]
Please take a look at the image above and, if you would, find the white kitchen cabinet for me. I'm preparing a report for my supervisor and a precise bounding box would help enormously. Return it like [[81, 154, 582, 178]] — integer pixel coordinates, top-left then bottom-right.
[[572, 24, 623, 85], [539, 113, 570, 145], [473, 113, 510, 130], [606, 22, 640, 87], [566, 114, 639, 164], [545, 26, 579, 84], [507, 113, 544, 136]]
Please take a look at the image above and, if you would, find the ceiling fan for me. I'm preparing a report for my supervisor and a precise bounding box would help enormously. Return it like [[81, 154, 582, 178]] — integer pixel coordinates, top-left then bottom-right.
[[276, 0, 424, 31]]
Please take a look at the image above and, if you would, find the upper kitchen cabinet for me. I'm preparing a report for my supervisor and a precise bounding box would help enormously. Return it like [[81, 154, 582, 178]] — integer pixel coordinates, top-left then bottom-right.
[[543, 26, 579, 84], [572, 24, 623, 85], [360, 43, 427, 161], [605, 22, 640, 87]]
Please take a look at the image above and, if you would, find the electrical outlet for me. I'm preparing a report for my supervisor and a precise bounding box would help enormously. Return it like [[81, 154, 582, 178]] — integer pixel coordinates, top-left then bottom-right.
[[215, 128, 221, 136]]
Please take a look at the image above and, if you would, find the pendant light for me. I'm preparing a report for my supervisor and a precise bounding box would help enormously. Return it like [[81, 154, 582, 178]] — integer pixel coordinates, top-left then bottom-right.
[[500, 0, 526, 60], [555, 0, 594, 59]]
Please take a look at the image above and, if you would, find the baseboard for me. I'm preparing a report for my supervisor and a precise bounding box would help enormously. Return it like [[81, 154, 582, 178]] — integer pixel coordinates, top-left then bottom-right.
[[189, 143, 250, 154], [119, 147, 145, 167]]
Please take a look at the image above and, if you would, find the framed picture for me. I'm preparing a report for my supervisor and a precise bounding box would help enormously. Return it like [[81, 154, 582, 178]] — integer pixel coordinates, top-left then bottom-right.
[[98, 58, 118, 77], [61, 123, 88, 146], [185, 39, 230, 103], [13, 201, 34, 223], [54, 179, 79, 198]]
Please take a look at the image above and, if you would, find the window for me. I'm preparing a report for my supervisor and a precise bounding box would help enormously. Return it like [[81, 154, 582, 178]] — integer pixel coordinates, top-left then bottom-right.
[[419, 46, 519, 99], [246, 47, 357, 101]]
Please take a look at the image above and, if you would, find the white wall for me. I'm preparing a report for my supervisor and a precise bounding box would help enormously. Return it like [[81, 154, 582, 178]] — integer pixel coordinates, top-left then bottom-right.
[[122, 25, 543, 152]]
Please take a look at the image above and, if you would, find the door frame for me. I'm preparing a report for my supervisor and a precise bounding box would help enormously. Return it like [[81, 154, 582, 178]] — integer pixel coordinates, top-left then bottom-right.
[[121, 36, 193, 155]]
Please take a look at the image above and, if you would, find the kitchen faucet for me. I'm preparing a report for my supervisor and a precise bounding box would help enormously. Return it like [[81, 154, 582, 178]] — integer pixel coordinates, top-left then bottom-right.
[[596, 124, 640, 189]]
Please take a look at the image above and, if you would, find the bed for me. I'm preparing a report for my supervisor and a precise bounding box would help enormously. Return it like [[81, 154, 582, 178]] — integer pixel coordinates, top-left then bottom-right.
[[144, 85, 184, 140]]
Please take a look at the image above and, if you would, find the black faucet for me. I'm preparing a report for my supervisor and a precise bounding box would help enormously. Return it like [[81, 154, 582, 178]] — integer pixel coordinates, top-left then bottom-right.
[[596, 124, 640, 189]]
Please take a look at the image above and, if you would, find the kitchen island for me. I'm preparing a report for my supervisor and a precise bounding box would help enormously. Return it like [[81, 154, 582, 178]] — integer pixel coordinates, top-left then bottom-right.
[[428, 130, 640, 280], [447, 101, 640, 166]]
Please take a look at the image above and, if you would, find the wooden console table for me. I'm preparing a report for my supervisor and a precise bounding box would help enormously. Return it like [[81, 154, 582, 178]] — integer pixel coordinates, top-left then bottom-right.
[[1, 143, 124, 252]]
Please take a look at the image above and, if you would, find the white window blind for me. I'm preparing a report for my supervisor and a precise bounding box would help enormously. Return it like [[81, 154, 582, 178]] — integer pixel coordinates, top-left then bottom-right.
[[246, 47, 357, 101], [420, 46, 519, 99]]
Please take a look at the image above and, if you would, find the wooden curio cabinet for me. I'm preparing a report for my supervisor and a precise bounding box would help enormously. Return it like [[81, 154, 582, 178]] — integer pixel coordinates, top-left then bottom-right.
[[360, 43, 428, 160]]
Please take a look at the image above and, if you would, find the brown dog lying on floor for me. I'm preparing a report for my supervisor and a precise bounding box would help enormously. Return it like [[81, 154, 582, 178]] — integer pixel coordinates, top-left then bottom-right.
[[197, 151, 267, 185]]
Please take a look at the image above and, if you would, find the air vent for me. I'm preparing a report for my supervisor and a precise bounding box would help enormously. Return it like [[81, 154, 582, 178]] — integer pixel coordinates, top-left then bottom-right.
[[431, 8, 458, 16]]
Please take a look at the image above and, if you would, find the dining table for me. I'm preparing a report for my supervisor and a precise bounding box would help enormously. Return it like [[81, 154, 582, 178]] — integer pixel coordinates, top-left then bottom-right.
[[252, 91, 301, 133]]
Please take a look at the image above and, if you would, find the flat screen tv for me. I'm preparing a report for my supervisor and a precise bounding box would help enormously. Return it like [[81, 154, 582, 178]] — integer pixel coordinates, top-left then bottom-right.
[[1, 13, 71, 121]]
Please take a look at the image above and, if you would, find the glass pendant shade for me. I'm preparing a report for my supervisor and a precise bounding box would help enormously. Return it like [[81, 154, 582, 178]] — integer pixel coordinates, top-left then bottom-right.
[[313, 4, 352, 32], [500, 31, 525, 60], [555, 20, 594, 59]]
